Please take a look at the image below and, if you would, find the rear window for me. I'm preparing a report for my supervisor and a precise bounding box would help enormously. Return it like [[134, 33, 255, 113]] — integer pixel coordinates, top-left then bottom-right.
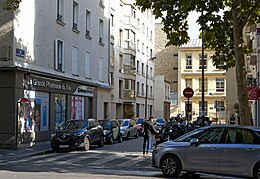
[[136, 118, 143, 124]]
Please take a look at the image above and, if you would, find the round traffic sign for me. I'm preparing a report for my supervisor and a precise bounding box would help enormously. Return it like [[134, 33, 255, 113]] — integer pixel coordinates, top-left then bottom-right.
[[183, 87, 194, 98]]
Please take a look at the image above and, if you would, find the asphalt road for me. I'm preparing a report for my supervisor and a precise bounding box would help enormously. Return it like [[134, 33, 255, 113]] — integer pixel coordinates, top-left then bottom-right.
[[0, 136, 243, 179]]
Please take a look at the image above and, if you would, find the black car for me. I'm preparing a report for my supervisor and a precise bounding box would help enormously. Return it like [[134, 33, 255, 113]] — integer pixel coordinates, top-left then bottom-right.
[[99, 119, 122, 144], [51, 119, 104, 151], [154, 118, 166, 144]]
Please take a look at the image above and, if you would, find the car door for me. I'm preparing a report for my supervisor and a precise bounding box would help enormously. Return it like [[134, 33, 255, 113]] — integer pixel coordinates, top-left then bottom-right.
[[112, 121, 119, 139], [88, 120, 97, 143], [129, 119, 136, 137], [219, 128, 260, 175], [185, 127, 225, 173]]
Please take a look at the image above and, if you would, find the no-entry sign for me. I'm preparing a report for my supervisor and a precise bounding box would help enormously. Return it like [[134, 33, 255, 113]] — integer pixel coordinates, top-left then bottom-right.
[[183, 87, 194, 98]]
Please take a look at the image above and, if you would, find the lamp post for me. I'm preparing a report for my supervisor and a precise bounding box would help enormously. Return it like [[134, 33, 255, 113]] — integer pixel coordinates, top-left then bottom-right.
[[201, 9, 205, 117], [145, 57, 156, 119]]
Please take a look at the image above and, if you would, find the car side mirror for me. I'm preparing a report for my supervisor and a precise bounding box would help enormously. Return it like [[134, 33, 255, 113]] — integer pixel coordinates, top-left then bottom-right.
[[190, 138, 199, 146]]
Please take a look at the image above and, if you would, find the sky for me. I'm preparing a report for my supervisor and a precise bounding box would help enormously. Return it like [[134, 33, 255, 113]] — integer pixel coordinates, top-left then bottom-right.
[[187, 11, 200, 39]]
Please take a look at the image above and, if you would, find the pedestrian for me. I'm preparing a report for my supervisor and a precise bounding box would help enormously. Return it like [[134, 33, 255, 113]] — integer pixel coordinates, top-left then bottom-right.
[[230, 114, 235, 125], [141, 116, 158, 156]]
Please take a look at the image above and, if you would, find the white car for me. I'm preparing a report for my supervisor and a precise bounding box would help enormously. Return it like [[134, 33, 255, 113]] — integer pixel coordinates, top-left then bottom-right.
[[118, 119, 138, 140]]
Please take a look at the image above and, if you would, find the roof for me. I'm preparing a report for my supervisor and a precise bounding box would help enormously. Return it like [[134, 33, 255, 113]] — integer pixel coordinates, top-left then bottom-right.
[[181, 39, 202, 48]]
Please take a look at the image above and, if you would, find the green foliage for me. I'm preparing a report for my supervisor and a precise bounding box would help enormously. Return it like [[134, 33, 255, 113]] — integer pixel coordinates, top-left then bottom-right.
[[135, 0, 260, 70], [2, 0, 22, 11]]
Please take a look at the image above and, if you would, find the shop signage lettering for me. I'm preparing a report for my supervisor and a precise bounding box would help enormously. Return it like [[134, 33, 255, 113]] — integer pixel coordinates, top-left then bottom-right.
[[74, 86, 94, 97], [25, 75, 73, 93]]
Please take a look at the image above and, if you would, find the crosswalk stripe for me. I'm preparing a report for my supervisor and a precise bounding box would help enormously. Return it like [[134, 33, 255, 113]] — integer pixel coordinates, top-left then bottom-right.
[[118, 156, 146, 167], [56, 153, 99, 164], [88, 155, 118, 165], [33, 154, 71, 164]]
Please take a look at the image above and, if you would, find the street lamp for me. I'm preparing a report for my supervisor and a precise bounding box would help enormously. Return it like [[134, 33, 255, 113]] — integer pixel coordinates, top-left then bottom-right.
[[145, 57, 156, 120], [201, 9, 205, 117]]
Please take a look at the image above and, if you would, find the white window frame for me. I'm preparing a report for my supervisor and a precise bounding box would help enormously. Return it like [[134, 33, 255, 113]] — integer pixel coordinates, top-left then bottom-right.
[[199, 54, 207, 69], [55, 38, 65, 72], [85, 52, 91, 78], [73, 1, 79, 30], [57, 0, 64, 22], [72, 46, 78, 75], [199, 78, 208, 92], [186, 54, 192, 69], [86, 10, 91, 37], [99, 19, 104, 44], [216, 78, 225, 92]]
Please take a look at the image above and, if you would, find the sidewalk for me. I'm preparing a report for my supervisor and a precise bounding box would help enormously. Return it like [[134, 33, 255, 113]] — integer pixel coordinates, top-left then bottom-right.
[[0, 140, 51, 162]]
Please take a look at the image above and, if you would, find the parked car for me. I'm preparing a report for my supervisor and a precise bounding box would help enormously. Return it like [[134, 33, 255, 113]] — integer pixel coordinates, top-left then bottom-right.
[[98, 119, 122, 144], [118, 119, 139, 140], [154, 118, 167, 144], [152, 125, 260, 178], [135, 117, 145, 136], [50, 119, 104, 151]]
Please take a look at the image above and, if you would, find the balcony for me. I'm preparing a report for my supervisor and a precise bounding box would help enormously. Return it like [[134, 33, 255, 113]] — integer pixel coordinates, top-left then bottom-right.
[[124, 16, 137, 28], [123, 89, 136, 101], [124, 41, 136, 52], [124, 65, 136, 76]]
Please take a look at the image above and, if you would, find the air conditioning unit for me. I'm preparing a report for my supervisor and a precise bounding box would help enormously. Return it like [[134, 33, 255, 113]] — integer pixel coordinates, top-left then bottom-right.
[[0, 45, 10, 61]]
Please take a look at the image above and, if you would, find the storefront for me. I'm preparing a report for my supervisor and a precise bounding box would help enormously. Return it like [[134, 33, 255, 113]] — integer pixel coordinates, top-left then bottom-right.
[[0, 70, 97, 149]]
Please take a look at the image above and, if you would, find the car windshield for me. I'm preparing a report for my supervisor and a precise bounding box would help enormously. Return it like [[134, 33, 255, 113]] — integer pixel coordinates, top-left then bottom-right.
[[121, 120, 129, 127], [100, 120, 112, 130], [61, 120, 88, 130], [136, 118, 143, 124], [174, 128, 205, 142]]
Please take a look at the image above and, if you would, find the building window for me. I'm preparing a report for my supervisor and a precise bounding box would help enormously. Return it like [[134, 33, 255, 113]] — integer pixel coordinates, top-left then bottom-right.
[[72, 1, 79, 31], [185, 79, 192, 88], [141, 63, 144, 76], [110, 72, 114, 85], [150, 86, 153, 97], [72, 46, 78, 75], [199, 101, 208, 116], [119, 54, 123, 73], [142, 43, 144, 54], [150, 67, 152, 78], [56, 0, 64, 22], [86, 10, 91, 37], [186, 54, 192, 69], [136, 60, 140, 74], [119, 80, 123, 98], [216, 78, 225, 92], [137, 82, 140, 95], [199, 54, 207, 69], [199, 78, 208, 92], [125, 79, 130, 89], [98, 57, 104, 82], [119, 29, 123, 47], [85, 52, 91, 78], [99, 19, 104, 44], [55, 39, 64, 72], [141, 83, 144, 96]]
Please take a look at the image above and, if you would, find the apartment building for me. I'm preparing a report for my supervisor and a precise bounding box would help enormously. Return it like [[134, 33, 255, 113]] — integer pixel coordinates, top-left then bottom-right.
[[109, 0, 155, 119], [0, 0, 110, 149], [178, 39, 227, 123]]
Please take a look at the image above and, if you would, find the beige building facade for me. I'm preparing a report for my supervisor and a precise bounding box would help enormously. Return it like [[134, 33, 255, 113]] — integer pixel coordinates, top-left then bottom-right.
[[178, 39, 227, 123]]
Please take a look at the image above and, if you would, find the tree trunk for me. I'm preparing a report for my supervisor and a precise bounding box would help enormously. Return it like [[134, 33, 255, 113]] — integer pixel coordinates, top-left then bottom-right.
[[232, 0, 251, 125]]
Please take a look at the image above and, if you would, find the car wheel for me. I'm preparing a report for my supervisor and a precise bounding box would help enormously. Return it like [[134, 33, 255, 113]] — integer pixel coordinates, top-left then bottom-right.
[[98, 135, 104, 147], [118, 134, 123, 143], [253, 163, 260, 179], [135, 131, 139, 138], [160, 155, 181, 177], [83, 137, 90, 151], [109, 137, 114, 145], [126, 132, 130, 140]]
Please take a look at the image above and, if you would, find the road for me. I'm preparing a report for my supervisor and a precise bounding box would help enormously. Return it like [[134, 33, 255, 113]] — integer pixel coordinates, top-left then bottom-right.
[[0, 136, 242, 179]]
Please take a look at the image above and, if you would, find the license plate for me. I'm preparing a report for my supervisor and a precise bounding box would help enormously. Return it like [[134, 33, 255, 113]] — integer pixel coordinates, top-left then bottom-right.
[[59, 145, 69, 148]]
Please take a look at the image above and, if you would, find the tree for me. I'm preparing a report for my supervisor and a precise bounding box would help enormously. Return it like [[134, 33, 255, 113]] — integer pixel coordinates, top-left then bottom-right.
[[135, 0, 260, 125], [1, 0, 21, 10]]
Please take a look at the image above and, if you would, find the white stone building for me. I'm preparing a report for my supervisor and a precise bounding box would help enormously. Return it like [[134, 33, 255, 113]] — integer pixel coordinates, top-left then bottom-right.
[[109, 0, 155, 119], [0, 0, 110, 148]]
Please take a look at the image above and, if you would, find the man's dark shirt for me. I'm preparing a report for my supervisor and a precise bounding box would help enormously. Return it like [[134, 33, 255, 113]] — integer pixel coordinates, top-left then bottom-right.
[[141, 120, 156, 137]]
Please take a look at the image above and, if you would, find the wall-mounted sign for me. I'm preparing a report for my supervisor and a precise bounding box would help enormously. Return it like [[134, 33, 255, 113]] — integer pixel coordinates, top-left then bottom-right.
[[73, 86, 94, 97], [16, 48, 25, 58]]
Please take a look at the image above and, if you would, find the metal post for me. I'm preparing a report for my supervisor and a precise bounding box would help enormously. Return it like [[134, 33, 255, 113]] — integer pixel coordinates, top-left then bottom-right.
[[201, 10, 205, 117], [145, 61, 148, 120]]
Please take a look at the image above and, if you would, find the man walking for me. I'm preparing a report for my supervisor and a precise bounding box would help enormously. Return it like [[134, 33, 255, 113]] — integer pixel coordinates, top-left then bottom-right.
[[141, 116, 157, 155]]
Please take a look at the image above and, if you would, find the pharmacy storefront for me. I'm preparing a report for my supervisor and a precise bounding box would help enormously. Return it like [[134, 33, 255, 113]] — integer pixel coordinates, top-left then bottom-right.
[[16, 74, 97, 146]]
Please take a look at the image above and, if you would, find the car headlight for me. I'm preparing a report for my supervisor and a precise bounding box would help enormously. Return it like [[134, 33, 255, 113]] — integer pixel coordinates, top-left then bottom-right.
[[74, 132, 84, 137]]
